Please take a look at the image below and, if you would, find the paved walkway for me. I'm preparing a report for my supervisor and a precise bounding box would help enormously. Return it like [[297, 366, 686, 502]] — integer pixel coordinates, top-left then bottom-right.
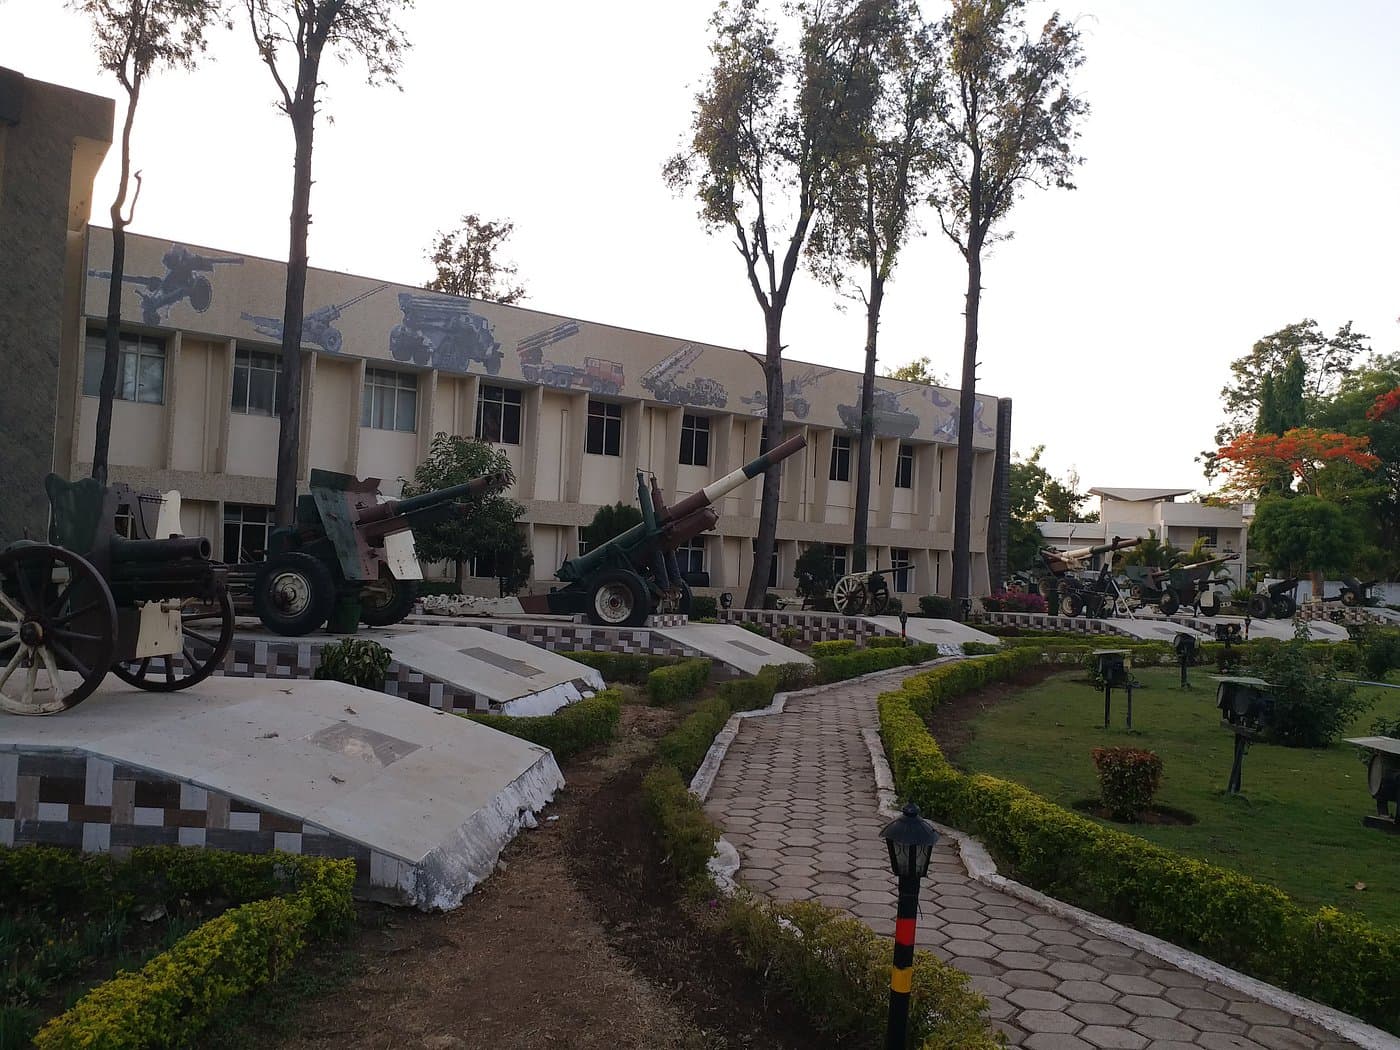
[[702, 670, 1359, 1050]]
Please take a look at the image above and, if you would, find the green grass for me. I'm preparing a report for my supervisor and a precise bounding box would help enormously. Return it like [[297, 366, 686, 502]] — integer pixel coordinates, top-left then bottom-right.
[[957, 667, 1400, 926]]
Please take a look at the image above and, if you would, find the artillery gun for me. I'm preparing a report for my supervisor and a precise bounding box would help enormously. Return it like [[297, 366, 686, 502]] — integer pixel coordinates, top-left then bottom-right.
[[741, 368, 836, 420], [831, 565, 900, 615], [240, 283, 387, 354], [640, 343, 728, 408], [390, 292, 503, 374], [89, 244, 244, 326], [837, 385, 919, 439], [1032, 536, 1142, 616], [0, 476, 234, 715], [232, 470, 508, 636], [536, 435, 807, 626], [1126, 554, 1237, 616]]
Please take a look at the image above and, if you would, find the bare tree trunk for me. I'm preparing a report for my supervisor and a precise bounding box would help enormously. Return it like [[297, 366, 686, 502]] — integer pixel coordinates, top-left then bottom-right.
[[744, 313, 785, 610], [91, 83, 140, 487], [951, 242, 982, 605], [273, 100, 315, 525], [851, 279, 884, 573]]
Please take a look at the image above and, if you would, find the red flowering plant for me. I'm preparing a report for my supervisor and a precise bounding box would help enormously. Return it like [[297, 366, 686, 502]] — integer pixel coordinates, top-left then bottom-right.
[[1366, 386, 1400, 422], [1214, 427, 1379, 499], [981, 590, 1047, 613]]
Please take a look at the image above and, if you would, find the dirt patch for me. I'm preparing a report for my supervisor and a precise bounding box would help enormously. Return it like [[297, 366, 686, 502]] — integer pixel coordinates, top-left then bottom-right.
[[1070, 798, 1198, 826], [923, 665, 1063, 763]]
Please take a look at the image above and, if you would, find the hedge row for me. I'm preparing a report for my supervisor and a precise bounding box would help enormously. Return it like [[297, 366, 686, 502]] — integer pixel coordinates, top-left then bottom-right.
[[647, 657, 712, 705], [561, 650, 679, 684], [466, 688, 623, 761], [866, 635, 908, 649], [11, 847, 355, 1050], [877, 654, 1400, 1033], [814, 642, 945, 683], [809, 639, 858, 658]]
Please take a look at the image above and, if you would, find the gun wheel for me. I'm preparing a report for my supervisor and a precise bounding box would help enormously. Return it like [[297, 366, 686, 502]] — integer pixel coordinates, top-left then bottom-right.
[[1158, 590, 1181, 616], [1247, 593, 1271, 619], [1059, 593, 1083, 617], [253, 552, 335, 636], [111, 589, 235, 692], [1341, 589, 1360, 607], [589, 569, 649, 628], [1271, 594, 1296, 619], [867, 574, 890, 615], [832, 575, 867, 616], [360, 572, 418, 627], [0, 545, 117, 715]]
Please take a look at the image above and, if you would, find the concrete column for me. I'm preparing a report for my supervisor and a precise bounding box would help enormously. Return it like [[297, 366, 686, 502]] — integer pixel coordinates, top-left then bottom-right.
[[458, 373, 480, 437], [620, 399, 645, 487], [519, 383, 543, 500], [161, 330, 182, 470], [712, 413, 739, 516], [297, 350, 318, 482], [783, 424, 812, 523], [416, 368, 439, 462], [563, 391, 588, 504], [916, 443, 937, 526], [347, 358, 367, 476], [876, 438, 897, 528], [659, 405, 682, 497], [215, 339, 235, 474]]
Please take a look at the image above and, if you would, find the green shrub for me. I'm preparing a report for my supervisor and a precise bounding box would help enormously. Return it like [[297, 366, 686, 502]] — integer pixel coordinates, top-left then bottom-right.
[[739, 620, 767, 636], [641, 765, 719, 885], [466, 689, 622, 761], [866, 635, 907, 649], [690, 594, 719, 619], [815, 642, 944, 683], [962, 641, 999, 656], [768, 662, 817, 692], [876, 654, 1400, 1032], [779, 626, 800, 647], [647, 658, 712, 705], [313, 638, 392, 691], [562, 650, 678, 685], [716, 672, 780, 712], [1090, 747, 1164, 821], [810, 639, 857, 658], [658, 697, 732, 780], [723, 898, 999, 1049], [1255, 637, 1370, 747], [918, 595, 961, 619], [1359, 630, 1400, 681]]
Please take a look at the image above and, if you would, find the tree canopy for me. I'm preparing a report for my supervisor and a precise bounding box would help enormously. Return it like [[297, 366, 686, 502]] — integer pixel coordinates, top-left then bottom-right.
[[883, 356, 946, 385], [1248, 495, 1362, 580], [426, 214, 527, 304]]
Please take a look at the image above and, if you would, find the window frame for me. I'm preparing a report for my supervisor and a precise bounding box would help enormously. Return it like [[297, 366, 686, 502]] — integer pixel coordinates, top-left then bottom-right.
[[675, 535, 706, 576], [231, 346, 282, 417], [82, 329, 166, 405], [829, 434, 851, 482], [475, 384, 523, 445], [222, 503, 273, 563], [891, 548, 913, 593], [361, 367, 419, 433], [895, 444, 914, 489], [586, 399, 623, 457], [679, 413, 710, 467]]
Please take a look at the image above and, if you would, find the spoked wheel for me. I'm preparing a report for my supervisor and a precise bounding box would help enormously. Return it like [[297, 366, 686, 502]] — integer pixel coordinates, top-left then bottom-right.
[[1059, 593, 1083, 617], [1247, 593, 1271, 619], [1271, 593, 1296, 619], [0, 545, 116, 715], [866, 575, 890, 616], [110, 589, 235, 691], [1341, 589, 1360, 608], [832, 574, 868, 616]]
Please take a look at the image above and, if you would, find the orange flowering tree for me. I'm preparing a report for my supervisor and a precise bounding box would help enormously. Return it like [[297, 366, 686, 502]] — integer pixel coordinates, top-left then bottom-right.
[[1366, 385, 1400, 422], [1214, 427, 1379, 499]]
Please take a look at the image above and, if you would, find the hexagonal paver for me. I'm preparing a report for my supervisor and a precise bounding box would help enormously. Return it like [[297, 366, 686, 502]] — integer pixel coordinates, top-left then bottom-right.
[[1177, 1008, 1249, 1034], [1129, 1016, 1198, 1041], [1055, 979, 1118, 1004], [1001, 968, 1060, 990], [1114, 993, 1178, 1018], [991, 932, 1043, 952], [1078, 1026, 1147, 1049], [1066, 1002, 1132, 1027], [1024, 1034, 1094, 1050], [1245, 1026, 1324, 1050], [1047, 960, 1105, 982], [1227, 1001, 1293, 1027], [1164, 985, 1227, 1011], [1019, 1009, 1083, 1034], [1196, 1033, 1267, 1050], [1008, 988, 1071, 1012], [944, 938, 998, 959], [1104, 974, 1164, 997], [942, 922, 990, 940]]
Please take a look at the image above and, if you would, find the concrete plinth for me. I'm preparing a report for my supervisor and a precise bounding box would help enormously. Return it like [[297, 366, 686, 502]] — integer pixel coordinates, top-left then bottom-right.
[[864, 616, 999, 650]]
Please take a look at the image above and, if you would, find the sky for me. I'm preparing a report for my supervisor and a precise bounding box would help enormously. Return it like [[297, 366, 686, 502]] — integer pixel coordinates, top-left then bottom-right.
[[3, 0, 1397, 501]]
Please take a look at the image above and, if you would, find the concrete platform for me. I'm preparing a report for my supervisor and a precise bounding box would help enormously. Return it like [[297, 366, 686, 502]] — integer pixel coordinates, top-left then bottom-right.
[[864, 616, 1000, 651], [0, 677, 562, 910], [653, 623, 811, 675], [1169, 613, 1351, 642], [1104, 618, 1210, 642]]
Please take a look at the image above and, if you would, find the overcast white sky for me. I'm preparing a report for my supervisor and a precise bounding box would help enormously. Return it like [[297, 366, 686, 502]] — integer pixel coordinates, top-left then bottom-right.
[[3, 0, 1397, 497]]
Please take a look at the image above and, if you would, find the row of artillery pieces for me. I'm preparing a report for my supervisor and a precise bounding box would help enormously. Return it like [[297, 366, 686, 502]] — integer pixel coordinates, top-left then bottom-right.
[[1023, 536, 1378, 621], [0, 435, 813, 716]]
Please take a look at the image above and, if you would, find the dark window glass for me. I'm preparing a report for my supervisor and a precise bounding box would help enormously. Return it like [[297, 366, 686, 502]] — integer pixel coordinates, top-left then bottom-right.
[[83, 330, 166, 404], [232, 348, 281, 416], [475, 384, 522, 444], [829, 435, 851, 482], [586, 400, 622, 456], [895, 444, 914, 489], [679, 414, 710, 466], [830, 544, 848, 578], [361, 368, 418, 432], [891, 548, 913, 593], [223, 503, 272, 562], [676, 537, 706, 576]]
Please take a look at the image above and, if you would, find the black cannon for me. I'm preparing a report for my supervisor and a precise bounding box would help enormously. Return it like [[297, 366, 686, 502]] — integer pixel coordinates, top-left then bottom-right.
[[0, 476, 234, 715]]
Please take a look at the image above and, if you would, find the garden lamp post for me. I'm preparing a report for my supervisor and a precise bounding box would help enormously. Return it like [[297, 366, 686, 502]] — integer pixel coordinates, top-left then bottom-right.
[[1172, 632, 1197, 689], [899, 609, 908, 641], [879, 803, 939, 1050]]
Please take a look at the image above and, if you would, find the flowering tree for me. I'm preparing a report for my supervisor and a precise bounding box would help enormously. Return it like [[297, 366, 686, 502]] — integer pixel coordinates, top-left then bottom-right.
[[1366, 386, 1400, 422], [1215, 428, 1379, 500]]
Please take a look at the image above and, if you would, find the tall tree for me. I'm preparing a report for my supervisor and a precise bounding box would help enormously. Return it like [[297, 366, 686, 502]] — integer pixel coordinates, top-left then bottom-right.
[[246, 0, 410, 525], [927, 0, 1087, 602], [883, 355, 946, 385], [75, 0, 220, 485], [425, 214, 527, 303], [665, 0, 883, 609], [1249, 495, 1362, 582], [807, 0, 940, 572]]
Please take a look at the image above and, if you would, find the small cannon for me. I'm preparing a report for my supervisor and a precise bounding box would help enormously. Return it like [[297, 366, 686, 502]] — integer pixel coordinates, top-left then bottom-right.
[[1246, 577, 1298, 619], [0, 476, 233, 715], [240, 469, 508, 636], [541, 434, 808, 626]]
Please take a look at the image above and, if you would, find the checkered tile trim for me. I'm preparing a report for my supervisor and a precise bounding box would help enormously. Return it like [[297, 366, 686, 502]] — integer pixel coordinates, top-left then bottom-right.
[[716, 610, 882, 645], [975, 611, 1126, 635]]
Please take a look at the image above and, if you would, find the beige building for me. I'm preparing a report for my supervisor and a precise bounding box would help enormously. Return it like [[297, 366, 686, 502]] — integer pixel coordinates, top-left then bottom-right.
[[54, 227, 1011, 599]]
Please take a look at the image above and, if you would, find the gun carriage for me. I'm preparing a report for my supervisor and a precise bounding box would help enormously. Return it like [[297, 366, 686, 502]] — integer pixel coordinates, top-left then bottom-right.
[[0, 476, 234, 715], [1033, 536, 1142, 615], [1124, 554, 1237, 616]]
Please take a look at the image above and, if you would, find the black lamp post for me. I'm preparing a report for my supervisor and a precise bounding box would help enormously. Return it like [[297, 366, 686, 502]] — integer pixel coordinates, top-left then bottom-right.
[[879, 803, 939, 1050], [1173, 632, 1197, 689], [899, 609, 908, 641]]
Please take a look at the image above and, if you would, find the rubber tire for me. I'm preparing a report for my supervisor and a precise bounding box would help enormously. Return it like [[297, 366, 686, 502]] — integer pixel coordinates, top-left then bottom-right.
[[1248, 593, 1272, 619], [359, 575, 418, 627], [675, 580, 693, 618], [1341, 589, 1359, 607], [1271, 594, 1296, 619], [1159, 591, 1181, 616], [587, 569, 650, 628], [1198, 590, 1219, 617], [1059, 594, 1082, 617], [253, 552, 335, 636]]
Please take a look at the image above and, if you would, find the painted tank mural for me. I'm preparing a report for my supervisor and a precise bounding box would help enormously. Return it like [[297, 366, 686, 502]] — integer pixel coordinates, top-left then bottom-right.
[[83, 228, 1000, 450]]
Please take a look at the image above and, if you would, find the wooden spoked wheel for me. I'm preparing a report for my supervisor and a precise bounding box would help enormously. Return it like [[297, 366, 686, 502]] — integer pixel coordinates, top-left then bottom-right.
[[110, 588, 235, 691], [0, 544, 117, 715], [832, 574, 867, 615]]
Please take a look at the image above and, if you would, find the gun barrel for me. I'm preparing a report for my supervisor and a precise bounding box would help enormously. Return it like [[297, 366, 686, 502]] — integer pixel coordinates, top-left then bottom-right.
[[356, 473, 508, 526], [662, 433, 807, 522]]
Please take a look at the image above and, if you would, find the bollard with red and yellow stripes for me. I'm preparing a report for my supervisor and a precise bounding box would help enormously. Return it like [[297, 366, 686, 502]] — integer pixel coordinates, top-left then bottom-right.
[[879, 803, 939, 1050]]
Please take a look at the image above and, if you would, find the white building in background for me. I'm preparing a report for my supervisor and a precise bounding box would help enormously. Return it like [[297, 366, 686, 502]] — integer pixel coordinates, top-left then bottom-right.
[[1037, 486, 1249, 585]]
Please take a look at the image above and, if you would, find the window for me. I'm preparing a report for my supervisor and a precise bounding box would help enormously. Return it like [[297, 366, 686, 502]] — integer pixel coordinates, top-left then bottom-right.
[[361, 368, 418, 432], [113, 510, 137, 540], [829, 435, 851, 482], [895, 444, 914, 489], [586, 399, 622, 456], [475, 384, 522, 444], [680, 414, 710, 466], [82, 330, 165, 404], [675, 536, 706, 576], [829, 544, 848, 579], [1198, 527, 1219, 548], [752, 539, 778, 588], [232, 348, 281, 416], [223, 504, 272, 563], [891, 549, 913, 593], [472, 550, 498, 578]]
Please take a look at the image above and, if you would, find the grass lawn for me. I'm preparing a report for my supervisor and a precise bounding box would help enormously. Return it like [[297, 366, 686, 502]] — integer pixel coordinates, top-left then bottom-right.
[[956, 666, 1400, 926]]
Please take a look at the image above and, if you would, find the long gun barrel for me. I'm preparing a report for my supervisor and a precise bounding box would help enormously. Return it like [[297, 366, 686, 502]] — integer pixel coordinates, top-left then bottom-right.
[[1040, 535, 1141, 574], [355, 472, 509, 539], [661, 433, 807, 523]]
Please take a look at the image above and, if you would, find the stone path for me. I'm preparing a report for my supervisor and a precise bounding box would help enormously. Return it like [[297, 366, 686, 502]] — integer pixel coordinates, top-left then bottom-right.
[[702, 669, 1361, 1050]]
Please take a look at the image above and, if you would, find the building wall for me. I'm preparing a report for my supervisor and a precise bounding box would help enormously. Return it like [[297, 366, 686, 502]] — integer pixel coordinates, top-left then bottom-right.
[[63, 229, 1010, 598], [0, 69, 111, 541]]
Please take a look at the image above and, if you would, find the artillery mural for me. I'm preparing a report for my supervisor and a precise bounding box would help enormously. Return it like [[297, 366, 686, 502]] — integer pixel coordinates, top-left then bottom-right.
[[88, 243, 244, 325], [240, 283, 387, 354], [516, 324, 624, 395], [742, 367, 837, 420], [837, 384, 920, 439], [390, 292, 503, 374], [641, 343, 727, 408]]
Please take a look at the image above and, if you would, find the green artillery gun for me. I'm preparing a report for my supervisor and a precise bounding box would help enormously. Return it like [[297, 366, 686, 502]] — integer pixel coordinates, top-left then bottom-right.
[[539, 434, 808, 626], [0, 476, 234, 715], [1125, 554, 1237, 616], [1035, 536, 1142, 612], [236, 469, 508, 636]]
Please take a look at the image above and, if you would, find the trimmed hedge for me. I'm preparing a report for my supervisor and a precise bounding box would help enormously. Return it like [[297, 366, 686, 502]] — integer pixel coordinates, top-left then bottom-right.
[[866, 635, 908, 649], [642, 764, 719, 883], [809, 639, 858, 658], [466, 689, 623, 761], [690, 594, 719, 619], [10, 847, 355, 1050], [814, 642, 945, 683], [877, 654, 1400, 1033], [647, 657, 712, 705], [561, 650, 678, 684], [658, 696, 732, 780]]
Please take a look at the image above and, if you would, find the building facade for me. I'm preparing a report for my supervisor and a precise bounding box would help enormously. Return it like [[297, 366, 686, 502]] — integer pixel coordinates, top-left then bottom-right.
[[50, 225, 1010, 599]]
